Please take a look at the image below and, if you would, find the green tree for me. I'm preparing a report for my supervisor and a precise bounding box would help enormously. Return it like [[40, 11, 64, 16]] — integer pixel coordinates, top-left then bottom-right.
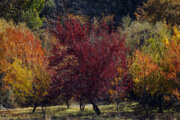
[[0, 0, 48, 31], [120, 16, 171, 54], [19, 0, 46, 31]]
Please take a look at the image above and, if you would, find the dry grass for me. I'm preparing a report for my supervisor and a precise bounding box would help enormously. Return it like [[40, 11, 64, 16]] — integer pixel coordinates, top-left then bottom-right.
[[0, 102, 180, 120]]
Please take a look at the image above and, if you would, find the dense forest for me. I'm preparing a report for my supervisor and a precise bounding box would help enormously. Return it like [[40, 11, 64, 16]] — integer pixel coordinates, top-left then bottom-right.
[[0, 0, 180, 119]]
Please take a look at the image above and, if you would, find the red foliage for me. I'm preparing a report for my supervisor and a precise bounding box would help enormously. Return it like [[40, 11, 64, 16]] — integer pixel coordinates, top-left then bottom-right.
[[48, 18, 129, 114]]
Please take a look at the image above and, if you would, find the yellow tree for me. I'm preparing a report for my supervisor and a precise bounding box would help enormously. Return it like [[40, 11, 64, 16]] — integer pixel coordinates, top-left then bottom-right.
[[0, 20, 50, 113], [4, 58, 34, 104], [130, 50, 165, 116], [4, 58, 50, 114], [129, 26, 180, 115]]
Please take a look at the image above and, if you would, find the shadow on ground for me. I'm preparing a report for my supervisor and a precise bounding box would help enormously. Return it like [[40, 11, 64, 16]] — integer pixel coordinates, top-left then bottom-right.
[[0, 102, 179, 120]]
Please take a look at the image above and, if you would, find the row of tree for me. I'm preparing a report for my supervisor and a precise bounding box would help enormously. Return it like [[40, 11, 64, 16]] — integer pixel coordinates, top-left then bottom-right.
[[0, 0, 179, 116]]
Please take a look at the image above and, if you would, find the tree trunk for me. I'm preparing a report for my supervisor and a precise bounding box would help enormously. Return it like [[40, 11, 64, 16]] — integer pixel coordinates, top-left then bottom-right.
[[158, 100, 163, 113], [158, 105, 163, 113], [158, 94, 163, 113], [0, 73, 5, 80], [80, 100, 85, 112], [32, 104, 37, 113], [65, 100, 70, 109], [91, 102, 101, 115], [41, 105, 45, 115], [116, 102, 120, 110], [142, 104, 148, 117]]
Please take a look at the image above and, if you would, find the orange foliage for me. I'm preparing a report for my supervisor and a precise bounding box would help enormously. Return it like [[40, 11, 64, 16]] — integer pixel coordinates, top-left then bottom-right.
[[0, 24, 50, 103], [161, 27, 180, 81], [0, 27, 45, 72]]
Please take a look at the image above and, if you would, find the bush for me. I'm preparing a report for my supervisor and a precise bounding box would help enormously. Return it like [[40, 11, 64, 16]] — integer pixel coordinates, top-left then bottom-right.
[[120, 16, 171, 54]]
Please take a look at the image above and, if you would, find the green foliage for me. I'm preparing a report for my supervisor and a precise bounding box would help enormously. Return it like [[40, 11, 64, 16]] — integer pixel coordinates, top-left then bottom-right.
[[19, 0, 46, 31], [20, 9, 45, 31], [0, 0, 47, 31], [45, 0, 55, 8], [129, 25, 180, 111], [120, 16, 171, 54], [0, 73, 14, 108], [0, 0, 180, 114]]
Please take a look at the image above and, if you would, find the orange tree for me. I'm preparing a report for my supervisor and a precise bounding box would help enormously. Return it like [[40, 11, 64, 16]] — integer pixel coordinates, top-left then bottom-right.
[[130, 50, 162, 116], [129, 26, 180, 115], [161, 27, 180, 100], [0, 21, 50, 113]]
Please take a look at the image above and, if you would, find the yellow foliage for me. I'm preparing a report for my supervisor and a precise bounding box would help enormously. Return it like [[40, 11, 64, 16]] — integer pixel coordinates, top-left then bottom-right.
[[4, 58, 50, 103], [130, 27, 180, 97], [101, 14, 114, 23], [109, 65, 127, 102], [67, 14, 89, 24], [4, 58, 33, 102], [32, 63, 50, 99], [130, 50, 163, 95], [164, 96, 170, 101], [93, 15, 114, 28], [173, 89, 180, 100], [162, 38, 169, 47], [172, 26, 180, 45], [0, 18, 50, 104]]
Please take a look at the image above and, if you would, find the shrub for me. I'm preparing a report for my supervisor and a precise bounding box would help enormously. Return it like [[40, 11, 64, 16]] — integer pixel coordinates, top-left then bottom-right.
[[120, 16, 171, 54]]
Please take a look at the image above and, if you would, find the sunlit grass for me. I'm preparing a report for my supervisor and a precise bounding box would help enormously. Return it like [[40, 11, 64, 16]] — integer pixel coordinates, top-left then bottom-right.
[[0, 102, 136, 120], [0, 102, 180, 120]]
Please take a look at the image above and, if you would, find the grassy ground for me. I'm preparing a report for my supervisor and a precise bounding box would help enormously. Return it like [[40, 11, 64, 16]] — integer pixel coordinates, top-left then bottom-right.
[[0, 102, 180, 120]]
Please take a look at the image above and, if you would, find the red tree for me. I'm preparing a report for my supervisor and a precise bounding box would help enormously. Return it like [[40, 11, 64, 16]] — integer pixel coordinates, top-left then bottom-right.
[[48, 43, 78, 108], [49, 18, 128, 115]]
